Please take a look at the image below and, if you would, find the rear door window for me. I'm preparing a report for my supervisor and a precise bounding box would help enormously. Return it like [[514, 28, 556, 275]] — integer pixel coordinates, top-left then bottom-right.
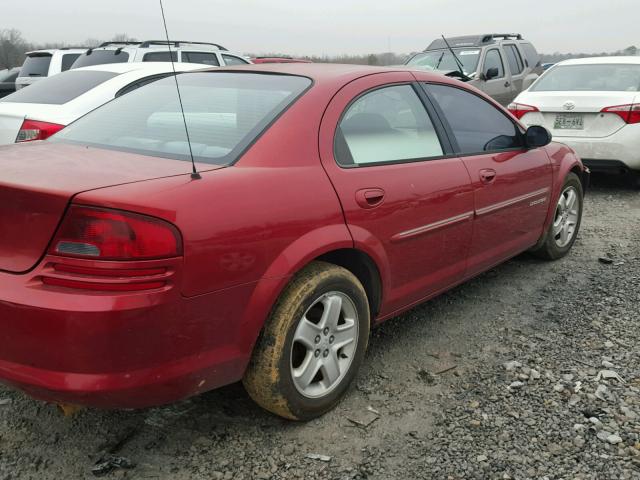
[[504, 45, 524, 75], [336, 85, 443, 166], [426, 84, 523, 154], [20, 54, 52, 77], [0, 70, 118, 104], [143, 51, 178, 62], [61, 53, 81, 72], [72, 50, 130, 68], [483, 49, 505, 79], [222, 55, 249, 66], [182, 52, 220, 66]]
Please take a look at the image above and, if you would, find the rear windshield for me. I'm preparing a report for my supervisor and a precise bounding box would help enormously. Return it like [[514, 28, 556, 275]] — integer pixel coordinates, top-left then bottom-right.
[[20, 54, 52, 77], [72, 49, 130, 69], [1, 70, 118, 104], [51, 72, 312, 165], [531, 64, 640, 92]]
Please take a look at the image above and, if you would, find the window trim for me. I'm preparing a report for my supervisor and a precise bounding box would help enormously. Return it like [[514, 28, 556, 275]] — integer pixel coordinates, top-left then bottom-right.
[[332, 82, 454, 169], [503, 43, 524, 76], [421, 82, 527, 158], [483, 48, 506, 80]]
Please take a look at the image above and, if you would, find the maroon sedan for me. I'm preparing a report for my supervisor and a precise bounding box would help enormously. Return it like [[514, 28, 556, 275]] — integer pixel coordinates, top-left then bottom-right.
[[0, 64, 586, 420]]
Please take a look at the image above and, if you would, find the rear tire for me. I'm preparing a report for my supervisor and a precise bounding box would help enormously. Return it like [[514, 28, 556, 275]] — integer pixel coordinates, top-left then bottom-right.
[[531, 172, 583, 260], [243, 261, 370, 421]]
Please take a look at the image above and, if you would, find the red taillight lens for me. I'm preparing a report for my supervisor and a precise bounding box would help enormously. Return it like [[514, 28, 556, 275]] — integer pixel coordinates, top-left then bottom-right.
[[507, 102, 539, 120], [15, 119, 64, 143], [601, 104, 640, 124], [50, 205, 183, 260]]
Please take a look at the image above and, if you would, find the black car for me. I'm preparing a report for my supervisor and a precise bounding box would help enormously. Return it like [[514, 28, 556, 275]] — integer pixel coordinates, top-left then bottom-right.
[[0, 68, 21, 98]]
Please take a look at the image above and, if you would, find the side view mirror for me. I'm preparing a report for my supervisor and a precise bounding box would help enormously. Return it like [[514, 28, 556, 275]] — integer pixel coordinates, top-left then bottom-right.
[[525, 125, 552, 148], [484, 67, 499, 80]]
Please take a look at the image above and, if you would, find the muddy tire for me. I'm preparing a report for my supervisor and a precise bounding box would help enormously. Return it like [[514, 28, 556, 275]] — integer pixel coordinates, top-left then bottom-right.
[[531, 172, 583, 260], [243, 261, 370, 421]]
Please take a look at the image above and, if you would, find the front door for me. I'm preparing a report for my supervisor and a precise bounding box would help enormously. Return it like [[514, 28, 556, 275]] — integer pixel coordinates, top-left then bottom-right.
[[424, 83, 552, 277], [479, 47, 512, 106], [319, 73, 474, 316]]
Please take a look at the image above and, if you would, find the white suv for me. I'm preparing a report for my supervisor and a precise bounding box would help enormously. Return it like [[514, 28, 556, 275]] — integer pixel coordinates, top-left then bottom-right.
[[70, 40, 251, 70], [15, 48, 88, 90]]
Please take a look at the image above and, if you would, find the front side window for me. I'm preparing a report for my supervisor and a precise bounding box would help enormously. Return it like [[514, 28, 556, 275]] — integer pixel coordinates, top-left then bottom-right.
[[52, 72, 312, 166], [143, 51, 178, 62], [426, 84, 522, 154], [483, 49, 505, 79], [504, 45, 524, 75], [182, 52, 220, 66], [335, 85, 443, 166], [61, 53, 81, 72], [222, 55, 250, 66]]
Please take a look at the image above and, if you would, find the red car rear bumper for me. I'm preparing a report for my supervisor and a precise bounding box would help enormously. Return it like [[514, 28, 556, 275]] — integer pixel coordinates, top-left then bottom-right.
[[0, 256, 261, 408]]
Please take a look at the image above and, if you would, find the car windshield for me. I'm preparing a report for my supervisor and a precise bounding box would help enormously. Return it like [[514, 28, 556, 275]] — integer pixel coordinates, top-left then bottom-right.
[[72, 49, 130, 68], [407, 49, 481, 75], [531, 64, 640, 92], [1, 70, 118, 104], [51, 72, 312, 166], [20, 54, 52, 77]]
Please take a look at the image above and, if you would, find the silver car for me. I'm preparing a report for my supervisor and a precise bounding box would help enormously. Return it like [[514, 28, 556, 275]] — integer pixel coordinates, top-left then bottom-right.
[[406, 33, 543, 105]]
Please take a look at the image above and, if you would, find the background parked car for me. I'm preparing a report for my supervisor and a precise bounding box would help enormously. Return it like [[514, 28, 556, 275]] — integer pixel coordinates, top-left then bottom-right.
[[70, 40, 251, 69], [405, 33, 543, 105], [509, 56, 640, 187], [0, 62, 205, 145], [15, 48, 88, 90], [0, 68, 20, 98], [251, 56, 312, 64]]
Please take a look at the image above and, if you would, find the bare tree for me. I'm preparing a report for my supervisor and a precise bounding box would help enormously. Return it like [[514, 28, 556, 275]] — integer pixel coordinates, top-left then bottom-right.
[[0, 29, 29, 69]]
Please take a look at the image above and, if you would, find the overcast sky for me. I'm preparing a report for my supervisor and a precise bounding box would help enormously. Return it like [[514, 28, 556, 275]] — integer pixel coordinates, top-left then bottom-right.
[[4, 0, 638, 55]]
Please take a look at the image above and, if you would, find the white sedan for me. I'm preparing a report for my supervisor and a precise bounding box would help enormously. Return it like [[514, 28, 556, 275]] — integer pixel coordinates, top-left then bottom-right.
[[509, 56, 640, 186], [0, 62, 207, 145]]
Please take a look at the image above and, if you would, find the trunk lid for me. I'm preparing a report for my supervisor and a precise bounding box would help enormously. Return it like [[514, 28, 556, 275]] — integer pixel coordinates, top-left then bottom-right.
[[522, 91, 638, 138], [0, 142, 218, 273]]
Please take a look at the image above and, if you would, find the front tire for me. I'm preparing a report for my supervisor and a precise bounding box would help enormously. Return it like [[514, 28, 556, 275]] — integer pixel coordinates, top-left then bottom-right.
[[243, 261, 370, 421], [531, 172, 583, 260]]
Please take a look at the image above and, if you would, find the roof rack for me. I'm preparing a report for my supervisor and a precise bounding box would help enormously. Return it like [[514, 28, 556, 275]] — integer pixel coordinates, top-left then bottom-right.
[[138, 40, 228, 51], [98, 41, 142, 48], [59, 46, 92, 50], [255, 55, 293, 59], [481, 33, 523, 42]]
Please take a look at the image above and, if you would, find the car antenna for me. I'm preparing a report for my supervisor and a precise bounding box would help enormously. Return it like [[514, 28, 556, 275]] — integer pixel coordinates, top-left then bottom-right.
[[158, 0, 201, 180], [441, 35, 470, 81]]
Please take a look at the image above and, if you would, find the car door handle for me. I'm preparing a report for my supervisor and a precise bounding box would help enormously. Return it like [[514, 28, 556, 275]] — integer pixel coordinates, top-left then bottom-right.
[[355, 188, 385, 209], [479, 169, 497, 184]]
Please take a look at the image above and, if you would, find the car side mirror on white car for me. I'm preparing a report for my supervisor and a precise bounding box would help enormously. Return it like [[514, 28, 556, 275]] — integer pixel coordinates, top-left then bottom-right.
[[525, 125, 552, 149]]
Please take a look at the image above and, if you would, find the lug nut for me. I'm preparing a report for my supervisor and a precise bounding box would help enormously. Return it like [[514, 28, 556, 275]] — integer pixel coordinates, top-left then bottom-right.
[[323, 327, 329, 335], [329, 336, 335, 343], [314, 350, 320, 357], [315, 335, 321, 344], [323, 350, 329, 358]]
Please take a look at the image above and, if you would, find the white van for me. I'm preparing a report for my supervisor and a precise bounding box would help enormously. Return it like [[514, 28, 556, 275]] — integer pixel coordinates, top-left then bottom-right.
[[15, 48, 89, 90]]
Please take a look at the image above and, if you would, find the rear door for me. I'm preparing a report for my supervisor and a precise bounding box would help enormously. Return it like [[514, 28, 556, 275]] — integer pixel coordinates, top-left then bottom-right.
[[424, 83, 552, 277], [502, 43, 526, 102], [319, 72, 474, 315]]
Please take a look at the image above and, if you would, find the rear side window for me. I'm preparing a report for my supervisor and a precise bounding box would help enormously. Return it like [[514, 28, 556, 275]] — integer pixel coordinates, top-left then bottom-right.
[[426, 84, 522, 154], [521, 43, 540, 68], [483, 49, 504, 79], [182, 52, 220, 66], [61, 53, 81, 72], [222, 55, 249, 66], [0, 70, 118, 104], [20, 54, 52, 77], [52, 72, 312, 166], [143, 51, 178, 62], [504, 45, 524, 75], [335, 85, 443, 166], [72, 50, 130, 68]]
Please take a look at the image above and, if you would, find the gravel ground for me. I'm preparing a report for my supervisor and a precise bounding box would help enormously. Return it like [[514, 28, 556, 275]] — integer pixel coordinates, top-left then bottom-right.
[[1, 174, 639, 480]]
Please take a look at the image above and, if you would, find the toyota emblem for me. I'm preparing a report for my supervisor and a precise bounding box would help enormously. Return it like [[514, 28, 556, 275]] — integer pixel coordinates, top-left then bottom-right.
[[563, 101, 576, 111]]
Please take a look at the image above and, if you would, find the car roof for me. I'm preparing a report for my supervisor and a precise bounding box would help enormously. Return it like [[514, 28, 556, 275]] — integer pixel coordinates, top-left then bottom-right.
[[426, 34, 525, 50], [555, 56, 640, 66], [72, 62, 209, 74]]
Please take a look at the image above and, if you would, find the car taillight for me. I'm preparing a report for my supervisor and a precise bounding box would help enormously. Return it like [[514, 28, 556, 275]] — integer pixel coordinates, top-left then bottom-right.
[[49, 205, 183, 260], [15, 119, 65, 143], [507, 102, 539, 120], [601, 104, 640, 124]]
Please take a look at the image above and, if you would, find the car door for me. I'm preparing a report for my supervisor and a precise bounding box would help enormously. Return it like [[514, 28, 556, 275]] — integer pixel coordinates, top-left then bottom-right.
[[319, 72, 474, 316], [502, 43, 526, 102], [424, 83, 552, 277], [479, 48, 512, 106]]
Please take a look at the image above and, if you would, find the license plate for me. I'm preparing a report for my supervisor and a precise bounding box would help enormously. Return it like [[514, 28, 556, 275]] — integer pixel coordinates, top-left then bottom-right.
[[554, 113, 584, 130]]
